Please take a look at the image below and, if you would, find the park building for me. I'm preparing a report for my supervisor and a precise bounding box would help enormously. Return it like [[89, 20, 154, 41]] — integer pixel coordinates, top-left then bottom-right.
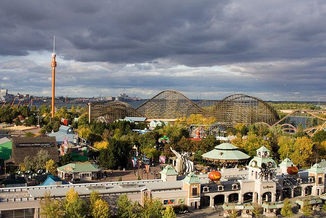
[[1, 146, 326, 217]]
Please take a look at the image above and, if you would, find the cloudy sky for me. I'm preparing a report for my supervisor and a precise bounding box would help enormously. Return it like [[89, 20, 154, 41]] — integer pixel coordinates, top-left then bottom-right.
[[0, 0, 326, 101]]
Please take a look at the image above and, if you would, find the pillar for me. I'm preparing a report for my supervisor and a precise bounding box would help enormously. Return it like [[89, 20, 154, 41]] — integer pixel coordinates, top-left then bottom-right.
[[225, 195, 229, 203], [240, 195, 244, 204], [272, 193, 276, 202], [88, 103, 91, 124], [210, 196, 214, 207], [253, 192, 258, 203], [291, 189, 294, 198]]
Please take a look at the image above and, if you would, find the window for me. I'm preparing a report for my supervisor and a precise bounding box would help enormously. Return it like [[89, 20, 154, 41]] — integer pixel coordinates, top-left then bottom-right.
[[297, 178, 302, 184], [318, 177, 323, 184], [203, 186, 209, 193], [232, 184, 239, 190], [218, 185, 224, 191], [192, 187, 198, 196]]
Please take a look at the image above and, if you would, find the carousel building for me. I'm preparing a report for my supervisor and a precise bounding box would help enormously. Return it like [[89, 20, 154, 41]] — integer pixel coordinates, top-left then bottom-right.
[[202, 143, 250, 166]]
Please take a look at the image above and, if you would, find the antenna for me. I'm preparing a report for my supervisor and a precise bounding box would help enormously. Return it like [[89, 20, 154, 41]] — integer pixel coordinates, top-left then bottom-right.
[[53, 35, 56, 54]]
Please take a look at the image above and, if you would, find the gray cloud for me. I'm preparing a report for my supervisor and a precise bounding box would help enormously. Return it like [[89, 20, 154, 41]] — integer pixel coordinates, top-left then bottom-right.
[[0, 0, 326, 100]]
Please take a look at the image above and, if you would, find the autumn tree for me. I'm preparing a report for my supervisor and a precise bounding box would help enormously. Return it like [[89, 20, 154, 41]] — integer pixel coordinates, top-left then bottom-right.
[[94, 141, 109, 150], [278, 136, 295, 160], [63, 187, 88, 218], [301, 199, 313, 216], [45, 159, 57, 175], [92, 199, 110, 218], [290, 137, 313, 167], [40, 192, 65, 218], [280, 198, 293, 217], [142, 198, 163, 218], [162, 206, 176, 218]]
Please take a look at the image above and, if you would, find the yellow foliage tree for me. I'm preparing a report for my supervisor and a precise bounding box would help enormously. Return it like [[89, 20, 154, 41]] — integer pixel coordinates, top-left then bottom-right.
[[77, 127, 91, 140], [45, 159, 57, 175], [94, 141, 109, 150], [290, 137, 313, 167], [233, 132, 271, 156], [162, 206, 176, 218], [278, 136, 295, 160], [66, 187, 79, 204], [92, 199, 110, 218], [176, 114, 216, 126]]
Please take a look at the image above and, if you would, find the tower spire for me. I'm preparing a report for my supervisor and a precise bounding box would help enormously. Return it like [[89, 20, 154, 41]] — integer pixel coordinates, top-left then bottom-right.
[[51, 36, 57, 118]]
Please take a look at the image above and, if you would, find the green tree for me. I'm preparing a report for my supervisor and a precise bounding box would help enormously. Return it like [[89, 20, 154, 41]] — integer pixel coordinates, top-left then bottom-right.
[[117, 194, 142, 218], [34, 149, 50, 170], [301, 199, 313, 216], [280, 198, 293, 217], [313, 130, 326, 143], [142, 198, 163, 218], [162, 206, 176, 218], [40, 192, 65, 218], [63, 187, 88, 218], [278, 136, 295, 160]]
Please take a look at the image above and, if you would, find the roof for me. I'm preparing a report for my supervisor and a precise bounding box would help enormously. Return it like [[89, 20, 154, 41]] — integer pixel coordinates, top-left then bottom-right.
[[183, 172, 200, 184], [308, 163, 324, 174], [123, 117, 147, 122], [48, 125, 74, 143], [41, 175, 68, 186], [0, 139, 12, 160], [202, 144, 250, 161], [279, 158, 294, 168], [248, 156, 277, 168], [215, 143, 238, 150], [57, 162, 100, 173], [11, 136, 59, 165], [257, 146, 269, 153], [160, 165, 178, 176]]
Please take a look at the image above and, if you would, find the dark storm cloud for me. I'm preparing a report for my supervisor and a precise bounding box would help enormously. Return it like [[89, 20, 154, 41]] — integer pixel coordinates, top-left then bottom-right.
[[1, 0, 326, 100]]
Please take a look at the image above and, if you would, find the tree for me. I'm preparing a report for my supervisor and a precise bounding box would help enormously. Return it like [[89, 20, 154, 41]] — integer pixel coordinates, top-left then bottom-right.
[[301, 199, 313, 216], [91, 199, 110, 218], [142, 198, 163, 218], [290, 137, 313, 167], [313, 130, 326, 143], [94, 141, 109, 150], [45, 159, 57, 175], [278, 136, 295, 160], [23, 156, 34, 171], [162, 206, 176, 218], [40, 192, 65, 218], [34, 149, 50, 170], [229, 209, 238, 218], [90, 191, 100, 206], [63, 187, 88, 218], [252, 203, 262, 218], [117, 194, 142, 218], [281, 198, 293, 217]]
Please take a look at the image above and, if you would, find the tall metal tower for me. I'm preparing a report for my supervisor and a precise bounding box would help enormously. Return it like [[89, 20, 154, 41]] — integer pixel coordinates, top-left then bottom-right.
[[51, 36, 57, 118]]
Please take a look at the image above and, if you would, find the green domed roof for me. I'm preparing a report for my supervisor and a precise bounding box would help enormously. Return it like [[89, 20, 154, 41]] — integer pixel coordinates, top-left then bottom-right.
[[203, 143, 250, 161], [215, 143, 238, 150]]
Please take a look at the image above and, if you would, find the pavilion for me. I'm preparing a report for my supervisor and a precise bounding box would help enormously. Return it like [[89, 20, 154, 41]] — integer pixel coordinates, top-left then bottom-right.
[[202, 143, 250, 166]]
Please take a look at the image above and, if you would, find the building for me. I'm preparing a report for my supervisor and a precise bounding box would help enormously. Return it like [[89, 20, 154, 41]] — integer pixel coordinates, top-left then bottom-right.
[[1, 146, 326, 217], [9, 136, 59, 166], [57, 162, 101, 181], [48, 125, 75, 145], [202, 143, 250, 167]]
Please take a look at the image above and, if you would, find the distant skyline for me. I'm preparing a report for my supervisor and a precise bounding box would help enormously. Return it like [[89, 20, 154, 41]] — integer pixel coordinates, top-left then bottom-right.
[[1, 0, 326, 101]]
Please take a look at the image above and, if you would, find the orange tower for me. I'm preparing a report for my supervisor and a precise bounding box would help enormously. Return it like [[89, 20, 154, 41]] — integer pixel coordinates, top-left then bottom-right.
[[51, 36, 57, 118]]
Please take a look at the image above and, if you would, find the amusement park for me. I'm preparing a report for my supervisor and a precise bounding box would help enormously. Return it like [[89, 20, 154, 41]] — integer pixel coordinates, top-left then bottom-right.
[[1, 86, 326, 217]]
